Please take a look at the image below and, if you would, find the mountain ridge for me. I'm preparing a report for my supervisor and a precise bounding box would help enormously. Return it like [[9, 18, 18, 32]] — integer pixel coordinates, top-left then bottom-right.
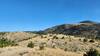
[[42, 20, 100, 39]]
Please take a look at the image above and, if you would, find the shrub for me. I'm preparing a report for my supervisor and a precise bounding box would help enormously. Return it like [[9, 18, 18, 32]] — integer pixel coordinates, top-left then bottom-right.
[[64, 48, 67, 51], [79, 38, 81, 41], [44, 36, 47, 38], [0, 38, 17, 47], [69, 38, 72, 42], [84, 48, 100, 56], [53, 36, 58, 39], [39, 45, 44, 50], [89, 39, 95, 43], [64, 42, 67, 44], [52, 44, 56, 48], [41, 35, 43, 38], [61, 36, 64, 39], [49, 35, 52, 37], [83, 38, 88, 42], [39, 42, 46, 50], [27, 41, 34, 48]]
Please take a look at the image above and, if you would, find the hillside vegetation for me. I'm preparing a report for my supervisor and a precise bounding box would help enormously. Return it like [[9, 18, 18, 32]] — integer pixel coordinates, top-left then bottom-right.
[[0, 32, 99, 56]]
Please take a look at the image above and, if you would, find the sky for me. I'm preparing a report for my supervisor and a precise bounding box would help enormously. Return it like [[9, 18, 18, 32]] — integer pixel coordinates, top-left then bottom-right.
[[0, 0, 100, 31]]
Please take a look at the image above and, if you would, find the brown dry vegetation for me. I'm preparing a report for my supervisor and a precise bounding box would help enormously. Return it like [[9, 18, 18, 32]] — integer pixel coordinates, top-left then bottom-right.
[[0, 32, 99, 56]]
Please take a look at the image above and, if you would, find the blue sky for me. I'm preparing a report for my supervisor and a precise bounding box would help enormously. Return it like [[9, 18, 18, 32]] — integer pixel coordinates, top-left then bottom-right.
[[0, 0, 100, 31]]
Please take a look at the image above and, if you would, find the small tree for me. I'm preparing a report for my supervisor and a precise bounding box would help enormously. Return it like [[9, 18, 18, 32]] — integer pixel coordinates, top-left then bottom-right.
[[27, 41, 34, 48]]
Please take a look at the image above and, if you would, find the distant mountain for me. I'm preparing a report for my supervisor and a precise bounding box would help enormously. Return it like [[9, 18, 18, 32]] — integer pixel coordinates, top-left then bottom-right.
[[43, 20, 100, 39], [79, 20, 97, 24]]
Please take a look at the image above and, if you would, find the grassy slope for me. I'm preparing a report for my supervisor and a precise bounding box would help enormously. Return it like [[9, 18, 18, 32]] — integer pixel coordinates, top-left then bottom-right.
[[0, 33, 99, 56]]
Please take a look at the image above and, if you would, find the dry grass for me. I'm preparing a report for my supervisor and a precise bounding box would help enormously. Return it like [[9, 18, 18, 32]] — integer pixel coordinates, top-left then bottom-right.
[[0, 46, 83, 56], [0, 33, 99, 56], [3, 32, 37, 42]]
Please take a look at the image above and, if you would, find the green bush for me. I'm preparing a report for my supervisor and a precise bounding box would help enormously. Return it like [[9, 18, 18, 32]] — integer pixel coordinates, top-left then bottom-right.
[[27, 41, 34, 48], [84, 48, 100, 56], [0, 38, 17, 47]]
